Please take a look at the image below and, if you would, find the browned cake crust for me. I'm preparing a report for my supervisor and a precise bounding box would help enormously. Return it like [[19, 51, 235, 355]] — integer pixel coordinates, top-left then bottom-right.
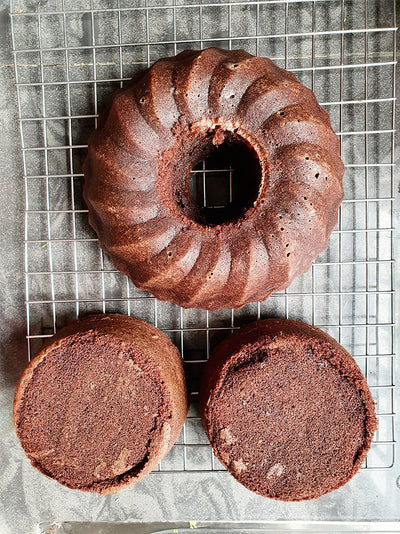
[[84, 47, 344, 311], [199, 319, 377, 501], [14, 314, 188, 494]]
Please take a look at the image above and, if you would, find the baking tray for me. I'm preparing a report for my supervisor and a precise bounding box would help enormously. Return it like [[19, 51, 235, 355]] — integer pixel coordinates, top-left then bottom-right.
[[9, 0, 398, 526]]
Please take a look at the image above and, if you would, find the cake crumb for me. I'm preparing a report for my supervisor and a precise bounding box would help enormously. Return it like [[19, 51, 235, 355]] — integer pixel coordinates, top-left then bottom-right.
[[220, 427, 235, 445], [212, 127, 225, 146], [266, 462, 285, 479], [231, 458, 247, 474], [94, 461, 107, 479]]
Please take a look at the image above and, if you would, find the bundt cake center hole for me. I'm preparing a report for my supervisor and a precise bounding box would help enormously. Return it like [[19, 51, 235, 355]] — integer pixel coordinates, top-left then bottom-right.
[[187, 131, 262, 226]]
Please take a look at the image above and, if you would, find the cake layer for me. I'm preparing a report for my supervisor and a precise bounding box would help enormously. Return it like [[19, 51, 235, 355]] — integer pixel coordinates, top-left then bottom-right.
[[199, 319, 377, 500], [14, 314, 188, 494]]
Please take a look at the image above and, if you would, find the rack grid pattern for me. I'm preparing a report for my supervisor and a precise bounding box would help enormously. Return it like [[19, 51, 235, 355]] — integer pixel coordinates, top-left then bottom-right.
[[10, 0, 396, 473]]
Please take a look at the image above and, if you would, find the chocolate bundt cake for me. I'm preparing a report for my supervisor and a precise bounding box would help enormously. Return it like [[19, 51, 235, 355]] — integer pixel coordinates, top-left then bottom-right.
[[14, 314, 188, 494], [84, 48, 344, 311], [199, 319, 377, 501]]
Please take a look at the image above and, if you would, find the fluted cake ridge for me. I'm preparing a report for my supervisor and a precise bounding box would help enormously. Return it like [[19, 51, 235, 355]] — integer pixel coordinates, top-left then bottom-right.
[[84, 48, 344, 311]]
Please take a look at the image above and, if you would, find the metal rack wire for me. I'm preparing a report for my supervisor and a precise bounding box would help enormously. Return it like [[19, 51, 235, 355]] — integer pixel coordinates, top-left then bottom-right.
[[10, 0, 396, 474]]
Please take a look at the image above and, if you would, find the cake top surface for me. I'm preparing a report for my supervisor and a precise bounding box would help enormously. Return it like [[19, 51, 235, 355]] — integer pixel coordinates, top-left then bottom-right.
[[83, 48, 344, 310]]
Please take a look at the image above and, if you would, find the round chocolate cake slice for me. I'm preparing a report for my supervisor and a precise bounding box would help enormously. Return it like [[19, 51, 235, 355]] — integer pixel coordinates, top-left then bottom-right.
[[199, 319, 377, 501], [14, 314, 188, 494]]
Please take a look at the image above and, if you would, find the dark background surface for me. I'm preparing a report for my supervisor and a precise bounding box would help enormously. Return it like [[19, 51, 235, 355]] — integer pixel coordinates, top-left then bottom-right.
[[0, 1, 399, 532]]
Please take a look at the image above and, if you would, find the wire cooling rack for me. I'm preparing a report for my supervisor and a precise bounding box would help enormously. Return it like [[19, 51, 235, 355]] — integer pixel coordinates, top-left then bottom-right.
[[10, 0, 396, 474]]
